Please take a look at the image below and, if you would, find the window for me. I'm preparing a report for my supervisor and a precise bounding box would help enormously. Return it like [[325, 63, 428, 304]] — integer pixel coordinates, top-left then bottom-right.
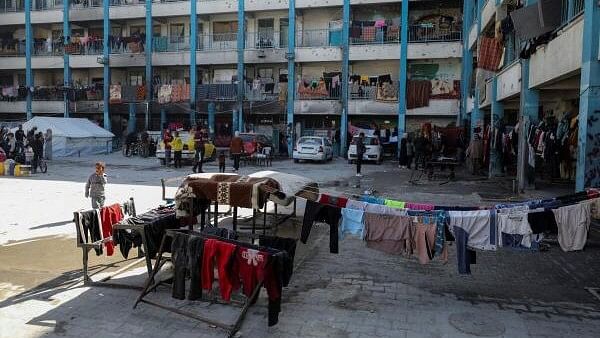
[[131, 26, 145, 35], [170, 24, 185, 43], [258, 68, 273, 79], [129, 72, 144, 86], [111, 27, 123, 37], [213, 21, 238, 42], [153, 25, 162, 38], [279, 18, 289, 48]]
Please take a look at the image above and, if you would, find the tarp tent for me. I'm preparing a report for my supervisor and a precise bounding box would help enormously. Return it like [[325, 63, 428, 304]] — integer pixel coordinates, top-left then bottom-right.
[[13, 117, 114, 157]]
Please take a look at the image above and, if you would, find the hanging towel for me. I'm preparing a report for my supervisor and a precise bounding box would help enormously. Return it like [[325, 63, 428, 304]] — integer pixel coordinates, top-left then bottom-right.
[[384, 199, 406, 209]]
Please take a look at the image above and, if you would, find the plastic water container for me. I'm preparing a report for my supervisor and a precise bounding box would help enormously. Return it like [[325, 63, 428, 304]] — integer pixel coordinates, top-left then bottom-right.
[[0, 162, 4, 176], [14, 164, 21, 177], [8, 162, 16, 176], [19, 165, 31, 177]]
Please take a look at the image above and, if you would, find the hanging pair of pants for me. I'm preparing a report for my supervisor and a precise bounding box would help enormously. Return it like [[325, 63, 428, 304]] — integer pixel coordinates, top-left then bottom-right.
[[171, 233, 205, 300], [201, 239, 237, 301], [232, 153, 241, 170], [193, 149, 205, 173], [173, 151, 182, 168]]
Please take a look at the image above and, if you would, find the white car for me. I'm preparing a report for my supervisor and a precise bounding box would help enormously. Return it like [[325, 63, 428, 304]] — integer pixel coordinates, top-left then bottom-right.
[[293, 136, 334, 163], [347, 135, 383, 164]]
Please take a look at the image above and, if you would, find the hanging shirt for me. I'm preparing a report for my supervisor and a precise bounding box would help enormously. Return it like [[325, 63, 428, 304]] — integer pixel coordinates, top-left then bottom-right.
[[363, 212, 413, 255], [384, 199, 406, 209], [340, 208, 365, 239], [301, 200, 341, 254], [346, 200, 368, 210], [360, 195, 385, 205], [552, 202, 591, 252], [448, 210, 497, 251]]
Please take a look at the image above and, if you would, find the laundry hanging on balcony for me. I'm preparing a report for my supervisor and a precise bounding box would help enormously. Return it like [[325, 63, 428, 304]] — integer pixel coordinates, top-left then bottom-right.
[[109, 85, 122, 104], [406, 80, 431, 109], [158, 85, 172, 104], [478, 37, 504, 72]]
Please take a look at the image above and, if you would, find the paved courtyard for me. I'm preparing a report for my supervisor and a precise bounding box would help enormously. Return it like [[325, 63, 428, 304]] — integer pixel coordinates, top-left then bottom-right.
[[1, 154, 600, 338]]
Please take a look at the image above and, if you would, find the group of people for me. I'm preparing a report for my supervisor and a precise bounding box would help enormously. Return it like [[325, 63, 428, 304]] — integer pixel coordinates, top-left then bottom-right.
[[0, 125, 50, 173]]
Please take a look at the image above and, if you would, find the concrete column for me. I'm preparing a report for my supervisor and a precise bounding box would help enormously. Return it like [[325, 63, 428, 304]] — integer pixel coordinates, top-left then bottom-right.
[[397, 0, 409, 143], [516, 0, 541, 191], [340, 0, 350, 155], [576, 0, 600, 191], [128, 103, 136, 134], [103, 0, 110, 131], [286, 0, 296, 156], [460, 0, 474, 125], [63, 0, 70, 118], [236, 0, 245, 132], [190, 0, 197, 126], [145, 1, 152, 108], [25, 0, 32, 120], [233, 109, 239, 134], [208, 102, 215, 139], [489, 77, 504, 177], [160, 107, 167, 130]]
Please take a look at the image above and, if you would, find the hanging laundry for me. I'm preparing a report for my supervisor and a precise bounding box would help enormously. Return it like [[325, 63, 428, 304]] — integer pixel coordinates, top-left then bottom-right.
[[363, 212, 413, 255], [301, 200, 341, 254], [478, 36, 503, 72], [319, 193, 348, 208], [407, 80, 431, 109], [552, 202, 592, 252], [360, 195, 385, 205], [109, 84, 122, 104], [340, 208, 365, 239], [384, 199, 406, 209], [99, 203, 124, 256], [405, 202, 435, 211]]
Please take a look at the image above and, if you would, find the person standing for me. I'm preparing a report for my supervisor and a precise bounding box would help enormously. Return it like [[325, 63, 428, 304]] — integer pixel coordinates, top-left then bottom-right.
[[355, 132, 366, 177], [192, 126, 206, 173], [171, 131, 183, 169], [230, 131, 243, 172], [31, 132, 44, 173], [406, 136, 415, 169], [163, 128, 172, 166], [85, 162, 107, 209]]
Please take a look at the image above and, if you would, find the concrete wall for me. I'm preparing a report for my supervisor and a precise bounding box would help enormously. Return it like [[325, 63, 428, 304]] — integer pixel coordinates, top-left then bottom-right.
[[348, 99, 459, 116], [529, 17, 584, 88], [295, 99, 342, 115], [480, 0, 496, 32], [0, 101, 63, 114], [497, 60, 521, 101], [468, 22, 478, 50]]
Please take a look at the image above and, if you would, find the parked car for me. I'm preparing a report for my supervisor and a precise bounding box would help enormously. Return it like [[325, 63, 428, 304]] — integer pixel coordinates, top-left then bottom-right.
[[156, 131, 216, 165], [293, 136, 334, 163], [347, 135, 383, 164]]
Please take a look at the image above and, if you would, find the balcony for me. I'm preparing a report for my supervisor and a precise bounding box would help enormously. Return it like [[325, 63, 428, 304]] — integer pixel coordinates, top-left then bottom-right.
[[560, 0, 585, 26], [297, 78, 341, 100], [196, 83, 237, 101], [0, 84, 103, 113]]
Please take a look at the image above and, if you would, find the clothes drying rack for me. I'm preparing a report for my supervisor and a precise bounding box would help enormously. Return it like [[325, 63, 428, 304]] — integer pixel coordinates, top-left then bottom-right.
[[74, 198, 153, 290], [133, 229, 264, 338]]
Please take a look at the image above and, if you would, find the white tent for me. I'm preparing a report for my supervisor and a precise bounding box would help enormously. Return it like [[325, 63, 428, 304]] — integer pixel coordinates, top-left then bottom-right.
[[14, 117, 114, 157]]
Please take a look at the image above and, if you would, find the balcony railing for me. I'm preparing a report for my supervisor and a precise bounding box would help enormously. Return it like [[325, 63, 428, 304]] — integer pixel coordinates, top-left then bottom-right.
[[197, 83, 237, 101], [408, 24, 461, 43], [246, 30, 284, 49], [0, 0, 147, 13], [561, 0, 585, 25], [297, 29, 342, 48], [0, 85, 102, 101], [153, 36, 191, 52]]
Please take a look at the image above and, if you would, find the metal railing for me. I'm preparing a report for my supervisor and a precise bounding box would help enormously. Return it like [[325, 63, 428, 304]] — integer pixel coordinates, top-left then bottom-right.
[[560, 0, 585, 25], [245, 82, 278, 101], [350, 26, 399, 45], [408, 24, 461, 43], [197, 33, 238, 51], [297, 29, 342, 48], [246, 30, 284, 49], [350, 84, 377, 100], [0, 40, 25, 56], [196, 83, 237, 101], [0, 0, 148, 13], [153, 36, 191, 52]]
